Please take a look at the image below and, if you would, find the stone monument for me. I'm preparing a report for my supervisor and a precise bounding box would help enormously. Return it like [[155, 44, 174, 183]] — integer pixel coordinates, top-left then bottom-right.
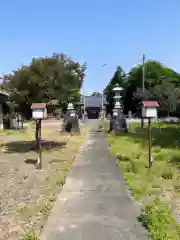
[[108, 85, 128, 133], [61, 103, 80, 134]]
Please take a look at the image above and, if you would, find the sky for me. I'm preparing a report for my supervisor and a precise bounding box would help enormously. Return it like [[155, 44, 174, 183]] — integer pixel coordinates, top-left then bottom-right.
[[1, 0, 180, 94]]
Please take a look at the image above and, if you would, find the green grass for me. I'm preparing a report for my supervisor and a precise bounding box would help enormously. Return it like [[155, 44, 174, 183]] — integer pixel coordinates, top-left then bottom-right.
[[54, 173, 66, 186], [0, 128, 27, 135], [139, 199, 180, 240], [107, 122, 180, 239], [22, 231, 39, 240]]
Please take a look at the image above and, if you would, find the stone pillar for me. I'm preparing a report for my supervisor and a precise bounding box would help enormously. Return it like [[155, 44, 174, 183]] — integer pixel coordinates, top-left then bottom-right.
[[112, 85, 123, 116], [101, 106, 106, 119], [0, 104, 3, 129], [100, 95, 105, 119], [128, 110, 132, 118]]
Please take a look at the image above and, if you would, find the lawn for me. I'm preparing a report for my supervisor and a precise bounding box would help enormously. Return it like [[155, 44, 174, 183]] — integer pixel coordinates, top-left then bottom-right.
[[0, 120, 88, 240], [107, 121, 180, 240]]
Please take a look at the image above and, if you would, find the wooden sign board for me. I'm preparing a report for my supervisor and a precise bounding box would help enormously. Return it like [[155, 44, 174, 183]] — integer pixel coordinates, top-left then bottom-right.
[[31, 103, 47, 119], [142, 101, 159, 118]]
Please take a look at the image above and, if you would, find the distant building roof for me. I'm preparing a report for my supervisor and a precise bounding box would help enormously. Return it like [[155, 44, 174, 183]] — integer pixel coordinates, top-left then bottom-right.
[[80, 95, 107, 107]]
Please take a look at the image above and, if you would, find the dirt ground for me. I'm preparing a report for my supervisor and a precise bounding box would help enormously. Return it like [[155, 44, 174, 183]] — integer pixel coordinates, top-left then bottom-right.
[[0, 120, 87, 240]]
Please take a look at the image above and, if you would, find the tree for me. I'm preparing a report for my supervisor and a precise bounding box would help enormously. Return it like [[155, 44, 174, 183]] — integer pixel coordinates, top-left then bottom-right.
[[2, 53, 86, 118], [104, 66, 126, 114], [128, 60, 180, 88], [151, 83, 180, 116], [126, 60, 180, 116], [91, 92, 101, 96]]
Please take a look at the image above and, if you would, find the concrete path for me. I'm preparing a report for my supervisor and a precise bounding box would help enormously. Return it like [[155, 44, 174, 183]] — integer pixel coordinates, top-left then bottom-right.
[[40, 121, 148, 240]]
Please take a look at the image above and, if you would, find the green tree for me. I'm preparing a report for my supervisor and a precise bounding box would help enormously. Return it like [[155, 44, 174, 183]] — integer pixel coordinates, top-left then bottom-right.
[[127, 60, 180, 116], [91, 92, 102, 96], [128, 60, 180, 89], [104, 66, 125, 93], [2, 53, 86, 118], [104, 66, 126, 114], [151, 83, 180, 116]]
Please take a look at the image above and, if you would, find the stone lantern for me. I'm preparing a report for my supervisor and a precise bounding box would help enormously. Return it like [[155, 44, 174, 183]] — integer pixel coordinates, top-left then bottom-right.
[[112, 85, 123, 116], [67, 102, 76, 116], [65, 102, 80, 134]]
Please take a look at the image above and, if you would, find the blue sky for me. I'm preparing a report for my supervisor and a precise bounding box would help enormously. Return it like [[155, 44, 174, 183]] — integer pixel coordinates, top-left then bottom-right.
[[1, 0, 180, 94]]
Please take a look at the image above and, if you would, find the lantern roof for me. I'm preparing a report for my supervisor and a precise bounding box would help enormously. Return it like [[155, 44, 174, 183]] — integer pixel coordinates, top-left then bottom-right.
[[112, 85, 123, 91]]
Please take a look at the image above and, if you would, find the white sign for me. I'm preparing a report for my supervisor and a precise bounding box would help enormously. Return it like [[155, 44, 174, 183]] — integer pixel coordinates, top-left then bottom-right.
[[32, 109, 47, 119], [142, 107, 157, 118]]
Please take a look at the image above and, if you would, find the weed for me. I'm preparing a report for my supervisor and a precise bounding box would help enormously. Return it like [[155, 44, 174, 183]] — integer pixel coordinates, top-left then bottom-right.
[[139, 199, 179, 239], [37, 201, 51, 217], [161, 170, 173, 180], [54, 174, 65, 186], [22, 231, 38, 240]]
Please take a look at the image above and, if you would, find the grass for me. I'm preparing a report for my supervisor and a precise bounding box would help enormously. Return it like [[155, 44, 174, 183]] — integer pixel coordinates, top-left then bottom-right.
[[0, 128, 27, 135], [106, 121, 180, 239], [139, 199, 180, 240], [22, 231, 39, 240]]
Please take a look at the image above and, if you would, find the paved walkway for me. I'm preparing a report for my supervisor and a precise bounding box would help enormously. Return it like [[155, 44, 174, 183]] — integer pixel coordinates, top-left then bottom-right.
[[40, 121, 148, 240]]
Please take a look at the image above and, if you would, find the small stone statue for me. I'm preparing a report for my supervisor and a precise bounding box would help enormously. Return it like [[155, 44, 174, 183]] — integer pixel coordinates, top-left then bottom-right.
[[62, 112, 72, 133], [61, 111, 80, 134], [108, 111, 128, 133], [71, 114, 80, 134]]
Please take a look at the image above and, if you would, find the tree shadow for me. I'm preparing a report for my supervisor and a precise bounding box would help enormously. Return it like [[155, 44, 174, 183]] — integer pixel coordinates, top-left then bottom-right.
[[151, 126, 180, 149], [168, 154, 180, 169], [114, 124, 180, 149], [2, 139, 66, 153], [24, 158, 37, 166]]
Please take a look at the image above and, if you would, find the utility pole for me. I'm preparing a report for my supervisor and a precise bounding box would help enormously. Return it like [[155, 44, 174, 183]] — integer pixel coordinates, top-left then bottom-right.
[[83, 81, 86, 121], [101, 90, 105, 119], [142, 54, 145, 92], [101, 64, 107, 119], [141, 54, 145, 128]]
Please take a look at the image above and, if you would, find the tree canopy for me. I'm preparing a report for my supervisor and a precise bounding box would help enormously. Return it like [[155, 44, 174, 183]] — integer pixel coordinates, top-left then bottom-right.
[[104, 66, 126, 94], [104, 60, 180, 116], [1, 53, 86, 117], [91, 92, 102, 96], [128, 60, 180, 89], [126, 60, 180, 115], [104, 66, 126, 114]]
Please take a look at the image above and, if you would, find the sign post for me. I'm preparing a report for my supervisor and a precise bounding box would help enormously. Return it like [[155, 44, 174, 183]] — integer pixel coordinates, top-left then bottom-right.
[[142, 101, 159, 169], [31, 103, 47, 169], [36, 119, 42, 169], [148, 117, 152, 168]]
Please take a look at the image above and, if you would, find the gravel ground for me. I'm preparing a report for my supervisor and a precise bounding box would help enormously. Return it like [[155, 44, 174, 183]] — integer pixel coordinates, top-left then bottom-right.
[[0, 120, 86, 239], [0, 150, 48, 239], [0, 154, 38, 206]]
